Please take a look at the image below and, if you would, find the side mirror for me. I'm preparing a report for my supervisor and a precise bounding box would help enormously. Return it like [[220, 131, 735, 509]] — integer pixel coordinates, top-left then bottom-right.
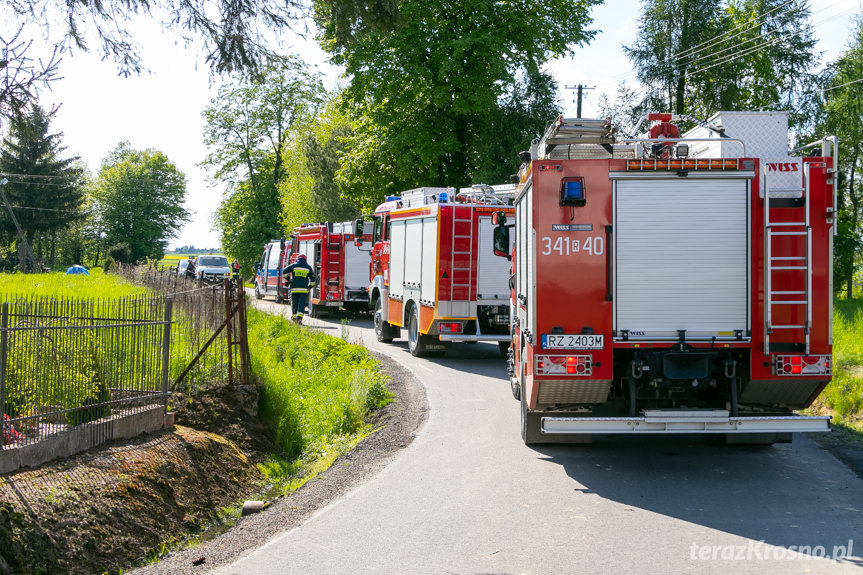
[[352, 219, 364, 245], [255, 262, 261, 270], [493, 225, 511, 260]]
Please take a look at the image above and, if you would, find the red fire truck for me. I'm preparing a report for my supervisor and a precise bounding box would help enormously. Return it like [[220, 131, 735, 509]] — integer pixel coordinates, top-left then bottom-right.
[[290, 221, 371, 317], [356, 185, 515, 357], [493, 112, 835, 444]]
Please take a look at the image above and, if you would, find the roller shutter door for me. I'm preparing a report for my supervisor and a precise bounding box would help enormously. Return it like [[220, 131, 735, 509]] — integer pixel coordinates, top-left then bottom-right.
[[614, 177, 749, 340]]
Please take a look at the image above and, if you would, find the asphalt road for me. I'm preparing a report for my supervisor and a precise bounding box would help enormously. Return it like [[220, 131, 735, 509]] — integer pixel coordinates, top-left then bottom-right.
[[218, 312, 863, 575]]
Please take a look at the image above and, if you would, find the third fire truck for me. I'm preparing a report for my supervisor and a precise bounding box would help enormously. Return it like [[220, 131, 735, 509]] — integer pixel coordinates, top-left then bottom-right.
[[493, 111, 835, 444], [291, 221, 371, 317], [356, 185, 515, 357]]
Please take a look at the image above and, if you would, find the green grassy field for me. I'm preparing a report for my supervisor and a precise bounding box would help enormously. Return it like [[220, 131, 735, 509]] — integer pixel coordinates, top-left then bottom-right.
[[0, 268, 147, 298], [818, 300, 863, 431]]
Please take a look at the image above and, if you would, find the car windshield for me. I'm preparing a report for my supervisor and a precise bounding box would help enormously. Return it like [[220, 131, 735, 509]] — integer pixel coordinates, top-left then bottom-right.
[[197, 256, 229, 267]]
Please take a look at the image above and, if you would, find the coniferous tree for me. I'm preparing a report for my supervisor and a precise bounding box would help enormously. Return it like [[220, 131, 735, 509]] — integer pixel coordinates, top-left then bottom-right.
[[0, 104, 83, 271]]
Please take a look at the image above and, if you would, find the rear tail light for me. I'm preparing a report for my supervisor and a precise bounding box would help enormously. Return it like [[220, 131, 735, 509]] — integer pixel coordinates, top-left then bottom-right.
[[536, 355, 592, 376], [774, 355, 832, 376], [438, 322, 463, 334]]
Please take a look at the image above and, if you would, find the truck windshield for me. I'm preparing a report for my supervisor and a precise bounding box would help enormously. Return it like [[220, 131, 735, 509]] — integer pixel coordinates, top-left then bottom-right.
[[373, 216, 384, 243], [198, 256, 229, 267]]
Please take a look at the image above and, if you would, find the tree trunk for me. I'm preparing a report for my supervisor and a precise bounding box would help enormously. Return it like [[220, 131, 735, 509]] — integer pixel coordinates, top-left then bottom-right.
[[675, 68, 686, 115]]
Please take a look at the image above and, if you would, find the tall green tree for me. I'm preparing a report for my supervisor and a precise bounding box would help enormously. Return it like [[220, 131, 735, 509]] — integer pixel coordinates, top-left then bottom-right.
[[0, 104, 83, 271], [91, 142, 189, 262], [688, 0, 817, 124], [625, 0, 816, 123], [818, 17, 863, 298], [203, 56, 325, 273], [624, 0, 724, 115], [319, 0, 601, 207]]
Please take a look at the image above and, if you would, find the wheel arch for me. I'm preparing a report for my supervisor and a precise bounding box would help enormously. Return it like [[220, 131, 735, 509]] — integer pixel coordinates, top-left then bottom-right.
[[403, 298, 419, 328]]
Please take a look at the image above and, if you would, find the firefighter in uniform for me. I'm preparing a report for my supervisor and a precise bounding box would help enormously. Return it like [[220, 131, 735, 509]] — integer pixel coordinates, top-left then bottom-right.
[[283, 254, 316, 322]]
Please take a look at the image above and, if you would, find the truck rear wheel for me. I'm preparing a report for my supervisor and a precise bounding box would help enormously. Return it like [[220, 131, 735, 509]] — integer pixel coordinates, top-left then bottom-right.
[[520, 388, 542, 445], [309, 300, 328, 319], [374, 299, 394, 343]]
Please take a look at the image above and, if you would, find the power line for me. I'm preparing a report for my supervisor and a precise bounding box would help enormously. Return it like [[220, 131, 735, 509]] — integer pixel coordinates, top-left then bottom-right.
[[685, 26, 804, 78], [676, 0, 849, 69], [5, 204, 86, 214], [687, 1, 861, 75], [673, 0, 796, 62], [610, 0, 800, 82], [0, 173, 80, 179], [822, 77, 863, 92], [608, 0, 852, 86]]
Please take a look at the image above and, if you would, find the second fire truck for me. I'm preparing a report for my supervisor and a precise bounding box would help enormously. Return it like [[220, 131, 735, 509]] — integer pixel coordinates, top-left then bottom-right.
[[494, 111, 835, 444], [356, 185, 515, 357]]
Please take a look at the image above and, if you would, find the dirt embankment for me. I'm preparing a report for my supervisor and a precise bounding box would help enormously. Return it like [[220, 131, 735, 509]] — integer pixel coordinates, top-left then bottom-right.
[[0, 354, 426, 575]]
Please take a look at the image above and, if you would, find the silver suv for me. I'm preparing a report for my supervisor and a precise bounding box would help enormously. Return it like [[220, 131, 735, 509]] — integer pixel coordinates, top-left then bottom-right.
[[195, 255, 231, 284]]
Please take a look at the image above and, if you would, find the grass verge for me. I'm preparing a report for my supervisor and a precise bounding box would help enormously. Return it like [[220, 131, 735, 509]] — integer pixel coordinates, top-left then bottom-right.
[[247, 306, 392, 463]]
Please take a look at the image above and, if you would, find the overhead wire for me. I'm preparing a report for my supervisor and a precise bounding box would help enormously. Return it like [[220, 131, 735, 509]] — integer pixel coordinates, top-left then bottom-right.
[[685, 3, 860, 77], [607, 0, 854, 86], [4, 205, 87, 214], [677, 0, 848, 71], [610, 0, 801, 82], [672, 0, 796, 62]]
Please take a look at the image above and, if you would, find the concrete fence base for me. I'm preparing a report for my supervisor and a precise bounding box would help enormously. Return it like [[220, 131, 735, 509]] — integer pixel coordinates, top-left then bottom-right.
[[0, 406, 175, 475]]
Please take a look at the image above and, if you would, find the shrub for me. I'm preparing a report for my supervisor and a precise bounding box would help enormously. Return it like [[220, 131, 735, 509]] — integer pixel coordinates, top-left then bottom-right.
[[107, 243, 131, 264]]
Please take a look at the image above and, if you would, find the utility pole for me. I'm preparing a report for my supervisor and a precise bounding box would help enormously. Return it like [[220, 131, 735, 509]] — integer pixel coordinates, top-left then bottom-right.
[[564, 84, 595, 118]]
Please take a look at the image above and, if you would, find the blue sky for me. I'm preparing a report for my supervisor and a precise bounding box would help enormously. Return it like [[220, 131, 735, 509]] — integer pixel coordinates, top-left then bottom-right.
[[10, 0, 863, 249]]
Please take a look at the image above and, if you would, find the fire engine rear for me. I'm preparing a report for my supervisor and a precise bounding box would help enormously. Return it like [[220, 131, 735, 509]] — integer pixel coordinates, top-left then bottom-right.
[[356, 185, 515, 357], [291, 221, 371, 317], [495, 112, 835, 444]]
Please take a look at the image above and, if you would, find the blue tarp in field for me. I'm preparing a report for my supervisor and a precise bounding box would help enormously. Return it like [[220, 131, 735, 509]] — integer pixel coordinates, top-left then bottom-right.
[[65, 265, 90, 275]]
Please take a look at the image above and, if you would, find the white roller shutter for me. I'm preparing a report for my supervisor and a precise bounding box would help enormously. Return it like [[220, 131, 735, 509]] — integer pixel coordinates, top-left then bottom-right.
[[389, 221, 406, 298], [476, 216, 511, 302], [343, 242, 369, 290], [614, 176, 749, 340], [404, 219, 423, 285], [421, 217, 438, 304]]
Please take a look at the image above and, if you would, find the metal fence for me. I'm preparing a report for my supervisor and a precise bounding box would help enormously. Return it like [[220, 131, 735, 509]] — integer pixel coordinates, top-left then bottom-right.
[[116, 263, 249, 392], [0, 293, 172, 450]]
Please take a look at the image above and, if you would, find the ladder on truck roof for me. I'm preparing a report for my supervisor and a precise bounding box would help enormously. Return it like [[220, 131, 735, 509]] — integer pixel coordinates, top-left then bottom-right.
[[763, 164, 812, 355], [537, 116, 617, 159], [399, 187, 453, 208], [456, 184, 515, 205]]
